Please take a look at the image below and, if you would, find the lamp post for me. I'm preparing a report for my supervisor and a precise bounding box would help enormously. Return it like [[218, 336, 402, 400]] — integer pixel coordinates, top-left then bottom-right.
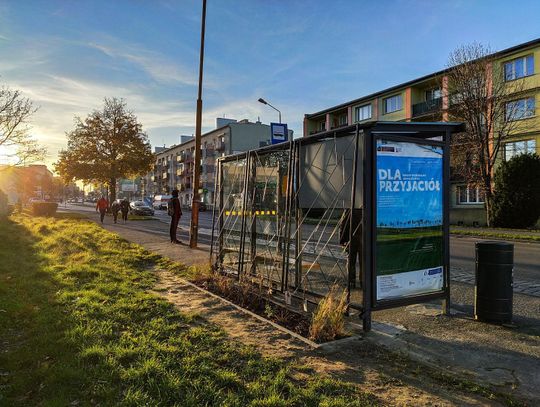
[[258, 98, 281, 123], [189, 0, 207, 248]]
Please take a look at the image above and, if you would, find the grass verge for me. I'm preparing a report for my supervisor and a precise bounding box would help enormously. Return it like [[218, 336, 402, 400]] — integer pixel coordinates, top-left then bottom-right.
[[0, 214, 376, 406], [450, 228, 540, 242]]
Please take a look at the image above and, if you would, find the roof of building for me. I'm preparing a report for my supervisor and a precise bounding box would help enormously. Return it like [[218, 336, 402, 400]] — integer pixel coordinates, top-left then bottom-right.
[[305, 37, 540, 118], [154, 120, 270, 156]]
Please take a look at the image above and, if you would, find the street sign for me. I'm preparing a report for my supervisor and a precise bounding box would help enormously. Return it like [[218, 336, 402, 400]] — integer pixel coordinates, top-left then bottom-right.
[[270, 122, 288, 144]]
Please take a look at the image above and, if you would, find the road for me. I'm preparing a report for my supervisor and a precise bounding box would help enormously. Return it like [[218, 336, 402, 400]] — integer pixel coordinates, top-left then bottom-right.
[[63, 203, 539, 285]]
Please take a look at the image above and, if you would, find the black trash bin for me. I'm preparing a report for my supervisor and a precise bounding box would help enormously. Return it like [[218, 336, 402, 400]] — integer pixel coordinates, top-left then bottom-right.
[[474, 241, 514, 323]]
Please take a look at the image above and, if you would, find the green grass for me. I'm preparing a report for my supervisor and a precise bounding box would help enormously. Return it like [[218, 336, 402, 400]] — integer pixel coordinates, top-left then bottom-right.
[[0, 214, 377, 406], [450, 228, 540, 242]]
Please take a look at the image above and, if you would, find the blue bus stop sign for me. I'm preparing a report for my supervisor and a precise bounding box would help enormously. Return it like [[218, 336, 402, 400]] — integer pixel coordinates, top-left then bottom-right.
[[270, 122, 288, 144]]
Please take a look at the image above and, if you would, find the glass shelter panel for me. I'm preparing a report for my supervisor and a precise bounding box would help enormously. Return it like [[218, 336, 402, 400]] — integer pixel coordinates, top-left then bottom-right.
[[292, 133, 362, 300], [245, 149, 291, 287], [219, 157, 247, 275]]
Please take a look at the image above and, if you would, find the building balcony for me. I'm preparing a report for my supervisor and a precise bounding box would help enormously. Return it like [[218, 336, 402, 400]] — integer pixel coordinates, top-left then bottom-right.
[[178, 152, 192, 163], [412, 97, 442, 118], [330, 123, 348, 130], [204, 148, 216, 158]]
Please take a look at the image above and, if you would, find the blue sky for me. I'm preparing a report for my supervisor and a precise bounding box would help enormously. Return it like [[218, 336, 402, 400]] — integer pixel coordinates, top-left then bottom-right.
[[1, 0, 540, 167]]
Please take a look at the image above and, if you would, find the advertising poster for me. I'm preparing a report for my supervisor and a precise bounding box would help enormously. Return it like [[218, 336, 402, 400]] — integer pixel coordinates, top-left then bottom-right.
[[375, 140, 444, 301]]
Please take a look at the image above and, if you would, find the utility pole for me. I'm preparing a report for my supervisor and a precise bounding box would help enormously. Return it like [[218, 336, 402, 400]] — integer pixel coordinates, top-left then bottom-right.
[[190, 0, 206, 248]]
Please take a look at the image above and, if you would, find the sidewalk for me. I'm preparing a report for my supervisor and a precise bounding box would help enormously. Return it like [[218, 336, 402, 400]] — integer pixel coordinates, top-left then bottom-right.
[[95, 217, 540, 404]]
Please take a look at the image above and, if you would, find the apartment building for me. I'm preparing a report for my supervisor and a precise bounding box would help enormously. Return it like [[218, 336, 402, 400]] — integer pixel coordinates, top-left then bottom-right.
[[150, 118, 273, 207], [303, 38, 540, 226]]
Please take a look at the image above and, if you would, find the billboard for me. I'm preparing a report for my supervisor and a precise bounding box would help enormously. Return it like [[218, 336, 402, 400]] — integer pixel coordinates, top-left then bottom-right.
[[375, 140, 444, 301]]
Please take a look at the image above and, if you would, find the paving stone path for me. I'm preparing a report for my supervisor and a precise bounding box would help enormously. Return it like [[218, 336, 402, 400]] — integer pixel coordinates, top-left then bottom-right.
[[451, 267, 540, 297]]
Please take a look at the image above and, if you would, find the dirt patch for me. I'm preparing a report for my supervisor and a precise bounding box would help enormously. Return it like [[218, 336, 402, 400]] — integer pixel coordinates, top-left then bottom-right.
[[153, 269, 502, 406]]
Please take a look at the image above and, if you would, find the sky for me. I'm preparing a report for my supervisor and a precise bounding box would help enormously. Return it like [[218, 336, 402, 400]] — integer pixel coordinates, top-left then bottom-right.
[[1, 0, 540, 169]]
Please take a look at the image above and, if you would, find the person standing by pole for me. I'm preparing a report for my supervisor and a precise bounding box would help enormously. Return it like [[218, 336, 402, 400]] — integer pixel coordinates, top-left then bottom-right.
[[96, 195, 109, 224], [169, 189, 182, 244]]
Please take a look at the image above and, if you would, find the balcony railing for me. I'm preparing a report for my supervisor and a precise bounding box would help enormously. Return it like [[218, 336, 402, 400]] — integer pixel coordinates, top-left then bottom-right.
[[412, 97, 442, 117]]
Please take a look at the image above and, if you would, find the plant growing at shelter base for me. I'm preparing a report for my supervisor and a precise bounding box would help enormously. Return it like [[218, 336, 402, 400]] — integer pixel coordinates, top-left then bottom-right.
[[309, 285, 348, 342]]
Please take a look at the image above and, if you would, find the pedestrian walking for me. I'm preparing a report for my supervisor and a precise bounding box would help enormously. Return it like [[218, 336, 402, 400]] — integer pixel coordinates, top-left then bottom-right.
[[339, 208, 363, 289], [168, 189, 182, 244], [120, 198, 130, 223], [111, 200, 120, 224], [96, 196, 109, 224]]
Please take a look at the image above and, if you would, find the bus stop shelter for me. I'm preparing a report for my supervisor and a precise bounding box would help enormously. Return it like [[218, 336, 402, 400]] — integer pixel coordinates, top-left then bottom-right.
[[210, 121, 464, 331]]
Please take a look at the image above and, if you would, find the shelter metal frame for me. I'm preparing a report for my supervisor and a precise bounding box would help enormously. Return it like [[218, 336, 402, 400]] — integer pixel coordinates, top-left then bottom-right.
[[211, 121, 464, 331]]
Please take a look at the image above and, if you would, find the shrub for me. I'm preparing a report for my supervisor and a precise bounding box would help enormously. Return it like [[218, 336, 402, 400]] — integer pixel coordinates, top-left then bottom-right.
[[492, 153, 540, 228], [309, 285, 348, 342], [31, 202, 59, 216]]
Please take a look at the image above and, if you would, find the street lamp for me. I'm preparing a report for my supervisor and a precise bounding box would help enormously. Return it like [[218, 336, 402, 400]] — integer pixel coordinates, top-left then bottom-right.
[[258, 97, 281, 123]]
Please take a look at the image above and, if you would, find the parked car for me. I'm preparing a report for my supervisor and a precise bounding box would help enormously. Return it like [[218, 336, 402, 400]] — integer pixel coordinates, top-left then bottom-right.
[[129, 200, 155, 216], [185, 200, 207, 211], [153, 195, 172, 210]]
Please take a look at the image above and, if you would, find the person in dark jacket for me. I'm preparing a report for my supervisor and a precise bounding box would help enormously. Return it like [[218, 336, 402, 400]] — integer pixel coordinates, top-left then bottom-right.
[[120, 198, 130, 223], [169, 189, 182, 244], [111, 200, 121, 224], [339, 208, 363, 289]]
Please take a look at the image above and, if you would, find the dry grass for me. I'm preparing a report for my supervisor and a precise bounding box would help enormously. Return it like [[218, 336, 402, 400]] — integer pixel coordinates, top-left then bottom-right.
[[309, 285, 348, 342]]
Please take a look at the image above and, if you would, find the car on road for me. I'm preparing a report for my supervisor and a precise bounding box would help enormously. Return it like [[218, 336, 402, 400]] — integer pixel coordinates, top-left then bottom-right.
[[153, 195, 172, 210], [184, 200, 207, 211], [129, 200, 155, 216]]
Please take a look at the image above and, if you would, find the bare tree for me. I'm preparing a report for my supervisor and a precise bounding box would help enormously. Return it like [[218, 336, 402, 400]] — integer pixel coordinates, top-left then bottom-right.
[[445, 43, 527, 226], [0, 85, 45, 166]]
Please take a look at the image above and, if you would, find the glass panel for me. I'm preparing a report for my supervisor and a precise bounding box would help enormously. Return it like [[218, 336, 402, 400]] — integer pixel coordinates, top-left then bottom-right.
[[505, 62, 514, 81], [458, 186, 467, 203], [477, 189, 485, 203], [526, 55, 535, 76], [375, 141, 444, 301], [247, 149, 291, 286], [505, 143, 514, 160], [515, 57, 524, 78], [526, 97, 535, 117], [515, 141, 526, 155], [220, 157, 248, 275], [528, 139, 537, 153]]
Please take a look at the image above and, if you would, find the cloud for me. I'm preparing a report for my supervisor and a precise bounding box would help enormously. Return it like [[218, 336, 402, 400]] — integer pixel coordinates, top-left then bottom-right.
[[87, 41, 199, 86]]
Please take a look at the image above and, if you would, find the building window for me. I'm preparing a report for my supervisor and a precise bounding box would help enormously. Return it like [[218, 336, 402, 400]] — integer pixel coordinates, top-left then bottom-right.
[[355, 104, 372, 121], [505, 97, 535, 121], [457, 185, 485, 204], [384, 94, 402, 114], [338, 113, 347, 126], [425, 88, 442, 101], [504, 54, 534, 81], [504, 139, 537, 160], [318, 121, 326, 131]]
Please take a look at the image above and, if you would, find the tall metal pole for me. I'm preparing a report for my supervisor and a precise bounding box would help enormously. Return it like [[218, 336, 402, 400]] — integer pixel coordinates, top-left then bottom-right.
[[189, 0, 207, 248]]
